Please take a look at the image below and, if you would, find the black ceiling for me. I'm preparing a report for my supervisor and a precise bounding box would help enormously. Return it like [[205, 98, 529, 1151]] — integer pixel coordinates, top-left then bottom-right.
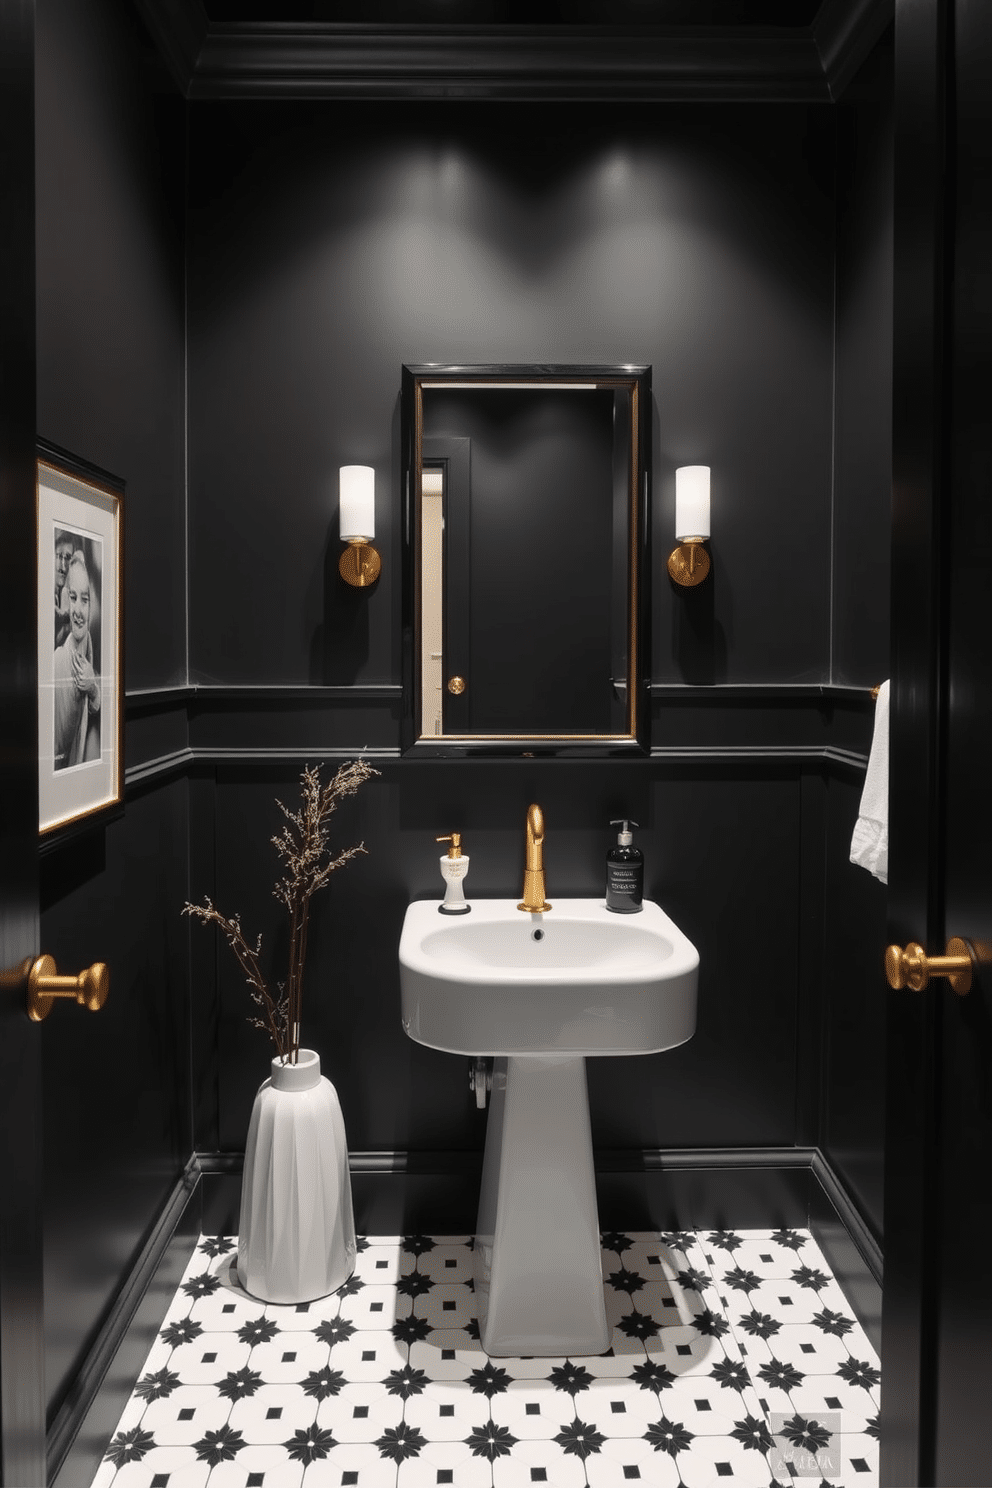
[[134, 0, 891, 100], [201, 1, 824, 23]]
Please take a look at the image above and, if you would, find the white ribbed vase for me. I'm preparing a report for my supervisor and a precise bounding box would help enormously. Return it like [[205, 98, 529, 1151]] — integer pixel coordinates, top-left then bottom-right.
[[238, 1049, 356, 1304]]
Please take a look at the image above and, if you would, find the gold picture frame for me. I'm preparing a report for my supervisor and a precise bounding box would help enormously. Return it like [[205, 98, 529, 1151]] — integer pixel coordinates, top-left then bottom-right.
[[37, 441, 124, 836]]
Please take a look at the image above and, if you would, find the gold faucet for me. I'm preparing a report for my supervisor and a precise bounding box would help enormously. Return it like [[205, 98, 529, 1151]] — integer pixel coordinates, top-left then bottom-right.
[[517, 803, 552, 913]]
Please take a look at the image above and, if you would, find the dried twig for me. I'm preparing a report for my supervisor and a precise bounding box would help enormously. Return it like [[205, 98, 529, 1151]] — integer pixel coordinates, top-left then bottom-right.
[[183, 760, 379, 1062]]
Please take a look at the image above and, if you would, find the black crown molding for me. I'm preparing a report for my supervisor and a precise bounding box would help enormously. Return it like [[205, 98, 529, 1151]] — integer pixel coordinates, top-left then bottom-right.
[[132, 0, 892, 101]]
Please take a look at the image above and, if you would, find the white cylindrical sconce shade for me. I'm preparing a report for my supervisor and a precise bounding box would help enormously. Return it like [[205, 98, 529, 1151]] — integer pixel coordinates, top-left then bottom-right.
[[675, 466, 711, 541], [339, 465, 375, 541]]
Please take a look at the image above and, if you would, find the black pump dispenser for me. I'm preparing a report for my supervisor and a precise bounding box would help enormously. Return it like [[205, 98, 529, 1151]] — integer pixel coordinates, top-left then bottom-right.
[[606, 819, 643, 913]]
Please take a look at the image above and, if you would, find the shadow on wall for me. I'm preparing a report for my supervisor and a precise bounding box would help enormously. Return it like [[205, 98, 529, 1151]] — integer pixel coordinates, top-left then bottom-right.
[[672, 552, 729, 684], [313, 535, 377, 685]]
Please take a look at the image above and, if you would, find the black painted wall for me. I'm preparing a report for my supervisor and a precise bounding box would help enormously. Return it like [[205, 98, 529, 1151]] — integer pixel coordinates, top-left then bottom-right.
[[183, 83, 889, 1215], [36, 0, 189, 1427], [187, 99, 836, 688], [820, 35, 893, 1241]]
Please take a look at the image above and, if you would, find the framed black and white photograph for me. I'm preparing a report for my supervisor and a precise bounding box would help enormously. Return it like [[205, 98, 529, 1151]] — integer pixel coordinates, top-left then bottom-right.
[[37, 442, 123, 836]]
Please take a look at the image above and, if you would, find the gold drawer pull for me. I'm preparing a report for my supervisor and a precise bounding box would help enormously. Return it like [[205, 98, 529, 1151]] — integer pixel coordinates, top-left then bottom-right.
[[27, 954, 110, 1022], [884, 938, 974, 996], [447, 676, 466, 695]]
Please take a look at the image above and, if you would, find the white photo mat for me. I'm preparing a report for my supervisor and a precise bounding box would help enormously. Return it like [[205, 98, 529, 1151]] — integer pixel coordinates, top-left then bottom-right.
[[38, 459, 122, 834]]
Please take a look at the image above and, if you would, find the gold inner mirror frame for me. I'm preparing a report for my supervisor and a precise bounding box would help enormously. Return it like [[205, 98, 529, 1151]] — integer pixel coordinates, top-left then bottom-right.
[[401, 364, 651, 755]]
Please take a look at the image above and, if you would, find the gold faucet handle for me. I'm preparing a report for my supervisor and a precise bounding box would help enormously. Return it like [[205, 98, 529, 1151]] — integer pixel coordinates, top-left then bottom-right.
[[436, 833, 463, 858], [26, 954, 110, 1022]]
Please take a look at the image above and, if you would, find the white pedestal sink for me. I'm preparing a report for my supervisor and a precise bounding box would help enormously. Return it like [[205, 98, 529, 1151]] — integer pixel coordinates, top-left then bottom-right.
[[398, 897, 698, 1357]]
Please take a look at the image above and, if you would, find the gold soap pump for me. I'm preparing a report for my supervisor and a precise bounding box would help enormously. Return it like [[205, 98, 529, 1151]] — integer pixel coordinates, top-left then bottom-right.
[[436, 833, 471, 915]]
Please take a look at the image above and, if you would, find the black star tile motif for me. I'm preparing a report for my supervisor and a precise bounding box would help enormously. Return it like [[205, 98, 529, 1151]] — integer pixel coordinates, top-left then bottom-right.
[[284, 1424, 338, 1464], [161, 1317, 202, 1347], [396, 1271, 433, 1298], [757, 1358, 805, 1392], [193, 1424, 246, 1465], [738, 1310, 781, 1339], [813, 1307, 855, 1337], [134, 1367, 180, 1401], [403, 1234, 436, 1256], [313, 1315, 356, 1346], [96, 1228, 880, 1488], [105, 1426, 155, 1467], [384, 1363, 429, 1399], [217, 1366, 262, 1400], [392, 1314, 431, 1345], [549, 1361, 594, 1396], [301, 1365, 346, 1400], [711, 1359, 751, 1393], [237, 1315, 279, 1346], [375, 1421, 427, 1462], [181, 1272, 221, 1298], [467, 1421, 519, 1461], [631, 1359, 677, 1393], [770, 1228, 806, 1251], [836, 1357, 882, 1391], [467, 1360, 511, 1397], [643, 1414, 695, 1457]]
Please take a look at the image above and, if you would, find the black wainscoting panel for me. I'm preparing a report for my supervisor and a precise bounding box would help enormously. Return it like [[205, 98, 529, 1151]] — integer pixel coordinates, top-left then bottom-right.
[[40, 780, 192, 1424], [206, 757, 804, 1158], [35, 0, 187, 693], [188, 765, 222, 1155], [821, 768, 887, 1243], [832, 31, 893, 689], [650, 686, 875, 757], [126, 692, 191, 774], [187, 688, 402, 752], [586, 765, 800, 1149], [188, 99, 835, 690]]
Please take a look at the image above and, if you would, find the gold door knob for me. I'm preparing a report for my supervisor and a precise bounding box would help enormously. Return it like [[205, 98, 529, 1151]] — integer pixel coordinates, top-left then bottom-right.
[[447, 676, 466, 695], [26, 954, 110, 1022], [884, 937, 974, 996]]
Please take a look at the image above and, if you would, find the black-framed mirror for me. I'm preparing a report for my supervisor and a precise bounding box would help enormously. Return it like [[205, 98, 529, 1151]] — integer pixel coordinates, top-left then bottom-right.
[[401, 364, 651, 755]]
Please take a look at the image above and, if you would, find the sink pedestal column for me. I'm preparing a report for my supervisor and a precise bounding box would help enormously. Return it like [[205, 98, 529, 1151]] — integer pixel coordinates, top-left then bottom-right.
[[474, 1054, 608, 1357]]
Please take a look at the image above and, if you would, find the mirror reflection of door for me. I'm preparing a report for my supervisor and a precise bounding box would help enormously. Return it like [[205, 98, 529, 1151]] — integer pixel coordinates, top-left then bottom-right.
[[411, 370, 646, 748]]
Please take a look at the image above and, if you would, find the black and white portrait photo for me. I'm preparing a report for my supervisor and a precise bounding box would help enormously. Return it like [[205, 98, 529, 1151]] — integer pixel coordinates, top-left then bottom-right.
[[37, 448, 122, 834], [51, 526, 102, 771]]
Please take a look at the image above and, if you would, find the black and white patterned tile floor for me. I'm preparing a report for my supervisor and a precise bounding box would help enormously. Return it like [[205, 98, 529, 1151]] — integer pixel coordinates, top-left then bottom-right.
[[92, 1228, 880, 1488]]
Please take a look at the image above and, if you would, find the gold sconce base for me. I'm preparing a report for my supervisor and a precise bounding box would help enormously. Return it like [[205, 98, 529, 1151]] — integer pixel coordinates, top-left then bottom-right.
[[667, 538, 710, 587], [339, 539, 381, 587]]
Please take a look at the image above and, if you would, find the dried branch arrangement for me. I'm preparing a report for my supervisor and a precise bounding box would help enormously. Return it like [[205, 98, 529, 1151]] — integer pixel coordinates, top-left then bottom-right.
[[184, 759, 379, 1063]]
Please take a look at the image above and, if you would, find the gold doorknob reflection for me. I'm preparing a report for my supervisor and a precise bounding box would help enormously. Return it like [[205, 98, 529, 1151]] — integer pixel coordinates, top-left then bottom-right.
[[447, 676, 466, 695], [884, 937, 974, 996], [27, 954, 110, 1022]]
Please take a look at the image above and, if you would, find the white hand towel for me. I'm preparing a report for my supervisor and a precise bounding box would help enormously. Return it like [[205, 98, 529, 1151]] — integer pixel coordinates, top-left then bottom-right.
[[850, 679, 889, 884]]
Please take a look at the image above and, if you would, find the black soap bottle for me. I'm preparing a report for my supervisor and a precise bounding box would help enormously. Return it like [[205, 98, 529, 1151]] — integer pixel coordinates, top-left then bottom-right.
[[606, 819, 644, 913]]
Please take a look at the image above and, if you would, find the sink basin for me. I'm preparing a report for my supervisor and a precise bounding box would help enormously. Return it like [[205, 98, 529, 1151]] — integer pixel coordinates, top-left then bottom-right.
[[398, 895, 699, 1357], [399, 897, 698, 1057]]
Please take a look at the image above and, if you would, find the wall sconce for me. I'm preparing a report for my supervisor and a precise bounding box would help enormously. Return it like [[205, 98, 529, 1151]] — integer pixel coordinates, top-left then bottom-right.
[[667, 465, 711, 587], [338, 465, 381, 587]]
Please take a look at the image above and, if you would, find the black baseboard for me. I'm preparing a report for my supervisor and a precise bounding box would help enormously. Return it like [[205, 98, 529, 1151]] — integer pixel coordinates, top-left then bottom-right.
[[49, 1157, 201, 1488], [49, 1145, 882, 1485]]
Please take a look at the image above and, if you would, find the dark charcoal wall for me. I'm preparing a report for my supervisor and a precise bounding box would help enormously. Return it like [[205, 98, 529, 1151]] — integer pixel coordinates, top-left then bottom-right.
[[190, 757, 814, 1159], [177, 89, 892, 1247], [833, 35, 894, 689], [36, 0, 189, 1424], [187, 100, 836, 688], [818, 35, 894, 1242]]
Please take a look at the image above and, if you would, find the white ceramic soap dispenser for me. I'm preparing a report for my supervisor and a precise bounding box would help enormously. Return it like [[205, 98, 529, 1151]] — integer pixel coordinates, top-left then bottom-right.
[[436, 833, 471, 915]]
